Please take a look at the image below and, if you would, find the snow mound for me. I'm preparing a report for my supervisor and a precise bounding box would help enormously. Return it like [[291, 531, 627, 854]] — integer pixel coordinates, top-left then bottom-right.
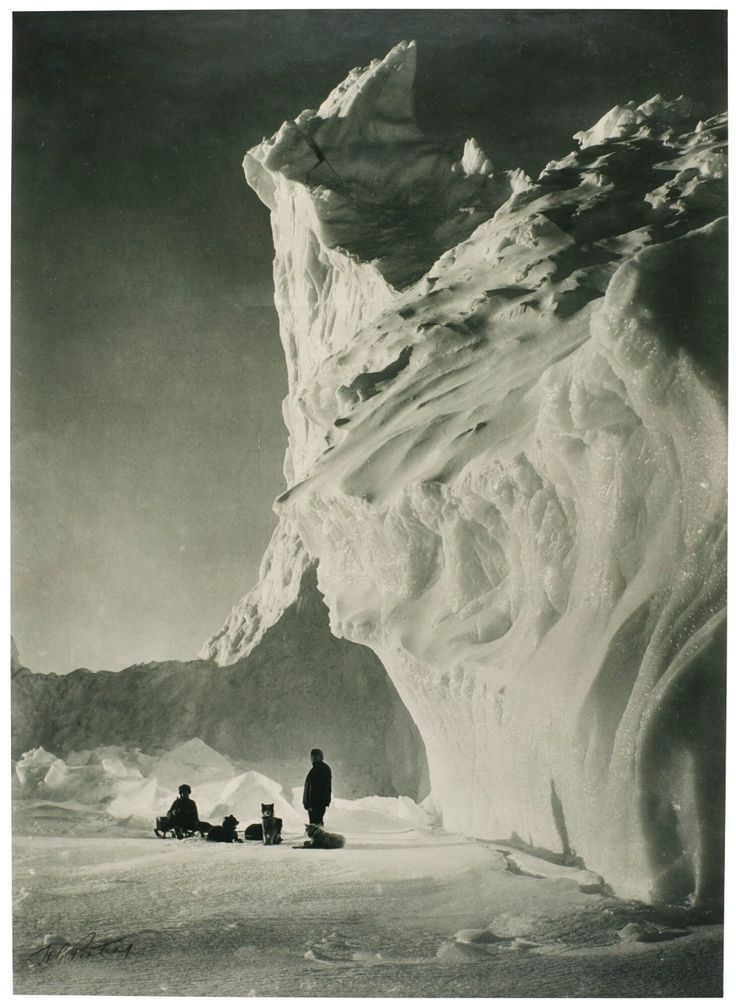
[[332, 794, 434, 830], [16, 746, 158, 820], [16, 747, 122, 805], [209, 770, 303, 829], [290, 787, 433, 833], [151, 738, 234, 790], [325, 805, 420, 834], [16, 747, 62, 789], [232, 42, 726, 906], [107, 776, 170, 821]]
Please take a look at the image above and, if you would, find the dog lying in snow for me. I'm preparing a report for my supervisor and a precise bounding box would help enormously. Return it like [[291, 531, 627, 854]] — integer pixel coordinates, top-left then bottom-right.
[[205, 815, 242, 843], [300, 823, 345, 849]]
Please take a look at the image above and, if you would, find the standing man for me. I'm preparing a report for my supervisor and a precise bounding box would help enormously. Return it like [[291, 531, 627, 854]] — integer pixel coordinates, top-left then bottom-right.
[[303, 748, 332, 826]]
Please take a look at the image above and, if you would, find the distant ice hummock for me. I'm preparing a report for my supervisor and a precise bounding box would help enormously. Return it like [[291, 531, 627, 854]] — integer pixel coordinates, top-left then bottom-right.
[[218, 41, 725, 906]]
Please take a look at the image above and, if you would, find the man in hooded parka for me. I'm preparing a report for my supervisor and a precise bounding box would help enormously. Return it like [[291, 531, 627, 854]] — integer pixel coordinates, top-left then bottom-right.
[[303, 749, 332, 826], [167, 784, 200, 836]]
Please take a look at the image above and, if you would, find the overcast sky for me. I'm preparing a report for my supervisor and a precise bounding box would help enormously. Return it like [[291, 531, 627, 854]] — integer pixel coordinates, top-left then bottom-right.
[[12, 10, 726, 675]]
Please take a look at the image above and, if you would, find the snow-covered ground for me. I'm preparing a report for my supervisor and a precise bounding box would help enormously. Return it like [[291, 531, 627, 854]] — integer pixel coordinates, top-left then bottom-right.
[[13, 828, 722, 997], [12, 743, 722, 995]]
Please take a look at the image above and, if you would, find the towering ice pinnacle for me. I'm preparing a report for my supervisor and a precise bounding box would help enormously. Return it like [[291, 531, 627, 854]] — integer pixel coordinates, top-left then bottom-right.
[[210, 41, 726, 905]]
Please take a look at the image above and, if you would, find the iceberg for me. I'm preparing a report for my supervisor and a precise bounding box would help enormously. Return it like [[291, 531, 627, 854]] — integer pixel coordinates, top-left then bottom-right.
[[227, 41, 726, 905]]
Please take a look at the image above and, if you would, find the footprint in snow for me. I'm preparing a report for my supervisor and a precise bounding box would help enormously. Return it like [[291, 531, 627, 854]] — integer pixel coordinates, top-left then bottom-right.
[[455, 928, 504, 946], [304, 934, 433, 967], [437, 929, 542, 959], [304, 947, 387, 966]]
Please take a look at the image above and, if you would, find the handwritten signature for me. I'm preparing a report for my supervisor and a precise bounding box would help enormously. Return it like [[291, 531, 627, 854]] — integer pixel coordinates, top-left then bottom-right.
[[27, 932, 136, 964]]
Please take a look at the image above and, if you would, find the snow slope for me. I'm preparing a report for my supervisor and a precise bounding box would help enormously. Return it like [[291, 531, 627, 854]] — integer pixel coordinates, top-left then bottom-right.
[[229, 41, 726, 905]]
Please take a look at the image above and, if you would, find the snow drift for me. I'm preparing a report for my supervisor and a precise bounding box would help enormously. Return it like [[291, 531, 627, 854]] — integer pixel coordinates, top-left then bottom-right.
[[222, 40, 726, 905]]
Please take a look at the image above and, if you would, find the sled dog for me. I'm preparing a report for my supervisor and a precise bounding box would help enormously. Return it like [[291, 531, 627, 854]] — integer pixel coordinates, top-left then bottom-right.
[[261, 803, 283, 845], [303, 823, 345, 849], [206, 815, 242, 843]]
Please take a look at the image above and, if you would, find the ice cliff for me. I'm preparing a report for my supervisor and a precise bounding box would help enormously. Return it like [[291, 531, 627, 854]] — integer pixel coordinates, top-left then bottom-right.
[[216, 41, 725, 905]]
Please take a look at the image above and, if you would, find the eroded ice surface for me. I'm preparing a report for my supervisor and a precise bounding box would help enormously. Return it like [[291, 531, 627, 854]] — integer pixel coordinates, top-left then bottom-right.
[[217, 41, 726, 905]]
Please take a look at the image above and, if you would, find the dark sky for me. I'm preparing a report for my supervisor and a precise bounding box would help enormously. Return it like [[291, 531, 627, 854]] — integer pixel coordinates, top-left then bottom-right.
[[12, 10, 726, 675]]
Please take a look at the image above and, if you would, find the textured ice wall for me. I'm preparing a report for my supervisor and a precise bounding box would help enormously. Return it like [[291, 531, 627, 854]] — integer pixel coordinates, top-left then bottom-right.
[[233, 41, 726, 904]]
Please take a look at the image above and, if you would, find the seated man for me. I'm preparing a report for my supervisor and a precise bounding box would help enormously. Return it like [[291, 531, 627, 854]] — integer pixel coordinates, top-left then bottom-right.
[[166, 783, 200, 838]]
